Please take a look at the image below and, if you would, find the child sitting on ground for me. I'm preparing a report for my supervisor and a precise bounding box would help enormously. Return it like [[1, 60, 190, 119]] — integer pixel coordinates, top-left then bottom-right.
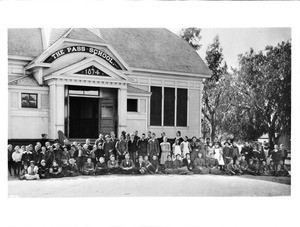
[[226, 158, 235, 175], [163, 155, 176, 174], [182, 153, 194, 172], [173, 154, 193, 175], [19, 163, 28, 180], [120, 153, 136, 174], [193, 152, 209, 174], [136, 156, 147, 174], [240, 155, 248, 174], [275, 160, 289, 176], [233, 160, 243, 175], [206, 153, 221, 175], [38, 160, 49, 179], [259, 160, 271, 176], [49, 161, 62, 178], [66, 158, 79, 177], [82, 157, 95, 175], [107, 155, 119, 174], [25, 161, 39, 180], [150, 155, 160, 173], [95, 157, 108, 175]]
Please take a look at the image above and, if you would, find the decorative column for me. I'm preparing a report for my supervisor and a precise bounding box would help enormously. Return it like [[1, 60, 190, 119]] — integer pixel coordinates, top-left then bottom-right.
[[48, 80, 65, 140], [118, 86, 127, 137]]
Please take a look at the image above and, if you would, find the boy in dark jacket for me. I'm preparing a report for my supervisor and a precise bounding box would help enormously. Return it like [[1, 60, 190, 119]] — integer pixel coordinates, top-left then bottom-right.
[[82, 157, 95, 175], [120, 153, 136, 174], [38, 160, 49, 179], [136, 156, 147, 174], [95, 157, 108, 175], [107, 155, 120, 174]]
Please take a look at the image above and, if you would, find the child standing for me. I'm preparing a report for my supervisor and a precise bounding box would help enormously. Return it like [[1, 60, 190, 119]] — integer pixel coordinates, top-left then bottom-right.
[[214, 142, 225, 171], [190, 136, 200, 162], [137, 133, 148, 158], [180, 136, 191, 158], [115, 134, 128, 163], [172, 139, 181, 157], [160, 136, 171, 166], [147, 133, 160, 161]]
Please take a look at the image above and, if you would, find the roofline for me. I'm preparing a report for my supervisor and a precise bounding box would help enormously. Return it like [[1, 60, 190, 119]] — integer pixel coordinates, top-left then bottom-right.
[[26, 37, 132, 72], [25, 63, 52, 70], [8, 55, 34, 61], [127, 67, 212, 79]]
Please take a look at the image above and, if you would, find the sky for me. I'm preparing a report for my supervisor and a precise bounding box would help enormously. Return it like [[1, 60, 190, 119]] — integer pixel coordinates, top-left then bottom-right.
[[169, 27, 291, 69], [44, 27, 291, 69]]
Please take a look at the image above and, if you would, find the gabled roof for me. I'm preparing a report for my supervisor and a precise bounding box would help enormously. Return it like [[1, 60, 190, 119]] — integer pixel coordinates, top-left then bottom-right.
[[8, 75, 42, 87], [48, 28, 212, 75], [100, 28, 211, 75], [8, 28, 44, 58], [48, 28, 70, 46], [128, 85, 151, 95]]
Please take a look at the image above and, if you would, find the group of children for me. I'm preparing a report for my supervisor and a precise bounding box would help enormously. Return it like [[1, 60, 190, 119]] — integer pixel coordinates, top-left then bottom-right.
[[7, 131, 290, 180]]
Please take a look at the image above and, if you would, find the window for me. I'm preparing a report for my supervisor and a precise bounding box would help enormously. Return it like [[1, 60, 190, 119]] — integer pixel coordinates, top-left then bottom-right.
[[127, 99, 138, 112], [150, 86, 162, 126], [177, 88, 187, 126], [21, 93, 37, 108], [164, 87, 175, 126], [150, 86, 188, 127]]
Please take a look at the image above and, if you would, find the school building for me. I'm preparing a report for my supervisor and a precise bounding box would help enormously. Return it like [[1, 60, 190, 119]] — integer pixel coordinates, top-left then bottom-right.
[[8, 28, 211, 143]]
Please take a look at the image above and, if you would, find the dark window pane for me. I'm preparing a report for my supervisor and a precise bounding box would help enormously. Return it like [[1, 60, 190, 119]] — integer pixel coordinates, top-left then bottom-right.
[[21, 93, 37, 108], [164, 87, 175, 126], [177, 88, 187, 126], [127, 99, 138, 112], [150, 86, 162, 126]]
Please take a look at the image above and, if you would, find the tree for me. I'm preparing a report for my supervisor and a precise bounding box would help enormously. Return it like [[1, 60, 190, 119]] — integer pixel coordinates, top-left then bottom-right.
[[180, 28, 202, 51], [202, 35, 228, 141], [226, 41, 291, 147]]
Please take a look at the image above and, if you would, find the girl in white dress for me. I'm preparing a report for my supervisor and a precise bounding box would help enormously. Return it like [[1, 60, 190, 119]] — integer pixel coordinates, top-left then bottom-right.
[[180, 136, 191, 158], [160, 136, 171, 165], [213, 142, 225, 170], [172, 139, 181, 157]]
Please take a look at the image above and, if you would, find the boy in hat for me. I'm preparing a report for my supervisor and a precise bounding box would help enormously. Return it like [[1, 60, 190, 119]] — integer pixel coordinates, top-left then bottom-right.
[[107, 155, 120, 174], [25, 161, 39, 180], [38, 160, 49, 179], [82, 157, 95, 175], [120, 153, 136, 174], [95, 157, 108, 175], [66, 158, 80, 177]]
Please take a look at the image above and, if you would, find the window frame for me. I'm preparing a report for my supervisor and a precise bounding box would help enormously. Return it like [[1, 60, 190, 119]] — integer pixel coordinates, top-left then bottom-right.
[[21, 93, 38, 109], [127, 98, 138, 112]]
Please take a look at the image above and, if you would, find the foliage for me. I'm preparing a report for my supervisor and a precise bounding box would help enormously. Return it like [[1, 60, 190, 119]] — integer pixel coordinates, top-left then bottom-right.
[[180, 28, 202, 51]]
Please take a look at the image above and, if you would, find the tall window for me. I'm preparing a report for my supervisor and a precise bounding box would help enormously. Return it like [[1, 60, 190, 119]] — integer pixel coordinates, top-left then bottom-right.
[[21, 93, 37, 108], [164, 87, 175, 126], [150, 86, 162, 126], [177, 88, 187, 126], [150, 86, 188, 127]]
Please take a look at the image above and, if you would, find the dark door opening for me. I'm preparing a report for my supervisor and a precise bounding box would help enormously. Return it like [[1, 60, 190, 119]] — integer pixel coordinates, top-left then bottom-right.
[[69, 97, 99, 138]]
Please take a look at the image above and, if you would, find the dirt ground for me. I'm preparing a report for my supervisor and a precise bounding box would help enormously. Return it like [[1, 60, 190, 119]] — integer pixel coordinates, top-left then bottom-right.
[[8, 174, 291, 197]]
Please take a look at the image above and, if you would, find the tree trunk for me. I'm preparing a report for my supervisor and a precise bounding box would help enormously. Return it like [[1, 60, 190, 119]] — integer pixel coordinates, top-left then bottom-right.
[[211, 115, 216, 142], [268, 128, 276, 150]]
